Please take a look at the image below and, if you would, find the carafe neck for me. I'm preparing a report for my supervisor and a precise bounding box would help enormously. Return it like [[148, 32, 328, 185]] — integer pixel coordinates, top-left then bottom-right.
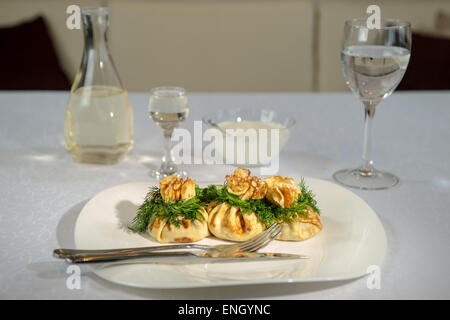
[[82, 7, 110, 52], [73, 7, 124, 91]]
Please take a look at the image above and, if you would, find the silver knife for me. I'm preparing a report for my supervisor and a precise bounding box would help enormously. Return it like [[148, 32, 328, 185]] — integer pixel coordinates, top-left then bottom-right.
[[61, 250, 308, 263]]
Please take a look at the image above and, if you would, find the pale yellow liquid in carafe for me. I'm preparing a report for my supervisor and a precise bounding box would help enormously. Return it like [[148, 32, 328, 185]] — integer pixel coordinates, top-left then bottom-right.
[[64, 86, 133, 164]]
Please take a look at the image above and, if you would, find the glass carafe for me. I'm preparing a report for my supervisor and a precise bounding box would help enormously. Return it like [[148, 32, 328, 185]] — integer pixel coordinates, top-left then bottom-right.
[[64, 7, 133, 164]]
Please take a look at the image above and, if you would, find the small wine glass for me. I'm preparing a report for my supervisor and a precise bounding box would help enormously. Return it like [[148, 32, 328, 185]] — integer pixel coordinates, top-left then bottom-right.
[[333, 19, 411, 190], [148, 87, 189, 179]]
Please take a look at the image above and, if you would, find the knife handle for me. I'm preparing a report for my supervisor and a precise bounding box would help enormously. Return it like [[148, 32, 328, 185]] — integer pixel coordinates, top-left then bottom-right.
[[54, 244, 216, 258], [64, 251, 194, 263]]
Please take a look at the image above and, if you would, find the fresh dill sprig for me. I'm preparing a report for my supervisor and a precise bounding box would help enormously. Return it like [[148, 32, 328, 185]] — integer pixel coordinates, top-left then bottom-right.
[[129, 179, 320, 233], [297, 178, 320, 215], [128, 186, 205, 233], [197, 179, 320, 228]]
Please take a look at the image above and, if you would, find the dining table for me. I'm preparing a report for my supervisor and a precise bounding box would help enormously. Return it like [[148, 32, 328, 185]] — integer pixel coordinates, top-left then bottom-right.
[[0, 90, 449, 299]]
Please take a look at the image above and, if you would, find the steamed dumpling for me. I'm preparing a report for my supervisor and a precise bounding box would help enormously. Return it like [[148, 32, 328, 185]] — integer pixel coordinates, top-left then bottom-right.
[[265, 176, 299, 209], [265, 175, 322, 241], [207, 168, 266, 241], [147, 175, 209, 243], [207, 202, 265, 242], [148, 208, 209, 243], [276, 208, 322, 241]]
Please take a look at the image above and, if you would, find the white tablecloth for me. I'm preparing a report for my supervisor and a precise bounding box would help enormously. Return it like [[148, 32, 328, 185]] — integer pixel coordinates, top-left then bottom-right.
[[0, 91, 449, 299]]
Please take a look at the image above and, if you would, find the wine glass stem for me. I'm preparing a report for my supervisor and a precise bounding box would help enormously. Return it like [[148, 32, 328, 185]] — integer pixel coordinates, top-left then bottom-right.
[[161, 129, 177, 173], [360, 101, 378, 174]]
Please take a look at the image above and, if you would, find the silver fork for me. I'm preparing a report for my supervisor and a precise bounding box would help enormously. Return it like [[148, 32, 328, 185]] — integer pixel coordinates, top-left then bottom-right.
[[54, 223, 282, 260]]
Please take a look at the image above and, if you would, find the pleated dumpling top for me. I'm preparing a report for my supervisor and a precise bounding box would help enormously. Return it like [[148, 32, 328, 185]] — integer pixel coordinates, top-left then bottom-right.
[[265, 176, 299, 209]]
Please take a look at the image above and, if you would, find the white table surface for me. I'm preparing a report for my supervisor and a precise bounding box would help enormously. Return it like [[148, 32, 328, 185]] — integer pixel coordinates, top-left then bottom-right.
[[0, 91, 449, 299]]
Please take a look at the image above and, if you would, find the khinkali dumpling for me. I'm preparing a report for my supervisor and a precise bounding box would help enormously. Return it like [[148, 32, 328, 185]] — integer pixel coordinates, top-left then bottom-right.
[[207, 202, 265, 242], [276, 208, 322, 241], [207, 168, 267, 241], [147, 175, 209, 243], [265, 175, 322, 241], [148, 209, 209, 243]]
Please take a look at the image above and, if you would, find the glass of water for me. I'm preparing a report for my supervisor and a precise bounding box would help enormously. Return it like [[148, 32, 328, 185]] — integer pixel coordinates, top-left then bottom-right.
[[333, 19, 411, 190], [148, 87, 189, 179]]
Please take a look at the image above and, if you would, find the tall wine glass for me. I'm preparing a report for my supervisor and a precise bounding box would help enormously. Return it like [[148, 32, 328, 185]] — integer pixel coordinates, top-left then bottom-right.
[[333, 19, 411, 190], [148, 87, 188, 179]]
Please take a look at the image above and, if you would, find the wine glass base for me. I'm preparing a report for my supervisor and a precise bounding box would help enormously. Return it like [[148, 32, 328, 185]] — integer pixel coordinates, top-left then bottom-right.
[[333, 168, 399, 190], [150, 168, 187, 180]]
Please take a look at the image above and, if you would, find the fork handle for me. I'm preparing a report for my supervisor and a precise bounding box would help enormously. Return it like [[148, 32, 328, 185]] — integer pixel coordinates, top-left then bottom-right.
[[54, 244, 213, 259], [64, 251, 195, 263]]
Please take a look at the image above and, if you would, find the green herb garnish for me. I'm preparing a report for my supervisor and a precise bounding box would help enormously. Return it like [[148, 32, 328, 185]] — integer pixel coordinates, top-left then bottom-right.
[[129, 179, 320, 233], [198, 178, 320, 228], [128, 186, 205, 233], [297, 178, 320, 215]]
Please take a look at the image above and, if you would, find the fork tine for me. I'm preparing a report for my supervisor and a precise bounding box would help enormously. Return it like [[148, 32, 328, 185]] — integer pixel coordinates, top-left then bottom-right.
[[244, 228, 283, 252], [232, 222, 278, 250], [214, 223, 277, 252], [242, 226, 281, 251], [238, 223, 281, 252], [239, 228, 279, 253]]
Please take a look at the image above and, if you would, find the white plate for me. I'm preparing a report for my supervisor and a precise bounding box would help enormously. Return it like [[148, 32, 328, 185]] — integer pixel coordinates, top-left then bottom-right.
[[74, 178, 386, 289]]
